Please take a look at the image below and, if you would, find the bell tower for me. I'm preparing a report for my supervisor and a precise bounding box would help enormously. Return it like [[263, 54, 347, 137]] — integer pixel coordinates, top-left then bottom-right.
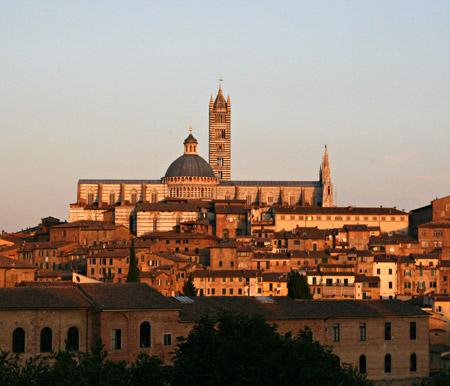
[[209, 84, 231, 181]]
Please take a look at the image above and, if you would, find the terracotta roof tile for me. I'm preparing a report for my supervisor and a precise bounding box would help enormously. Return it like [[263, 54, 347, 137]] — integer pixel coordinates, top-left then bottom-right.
[[0, 287, 91, 309], [0, 256, 36, 269], [78, 283, 178, 310], [175, 297, 428, 322]]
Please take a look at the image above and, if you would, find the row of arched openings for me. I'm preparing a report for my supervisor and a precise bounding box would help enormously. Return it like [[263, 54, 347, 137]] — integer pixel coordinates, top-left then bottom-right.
[[358, 353, 417, 374], [12, 327, 79, 353]]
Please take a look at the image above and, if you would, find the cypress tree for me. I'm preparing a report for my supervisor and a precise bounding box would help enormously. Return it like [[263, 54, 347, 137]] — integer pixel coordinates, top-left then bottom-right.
[[287, 271, 312, 299], [182, 274, 198, 296], [126, 239, 140, 283]]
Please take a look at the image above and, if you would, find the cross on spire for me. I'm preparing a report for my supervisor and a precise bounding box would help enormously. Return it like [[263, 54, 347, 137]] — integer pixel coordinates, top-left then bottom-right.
[[217, 76, 224, 89]]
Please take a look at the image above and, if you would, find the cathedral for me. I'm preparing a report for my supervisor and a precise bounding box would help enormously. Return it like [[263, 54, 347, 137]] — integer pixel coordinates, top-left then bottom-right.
[[70, 86, 333, 236]]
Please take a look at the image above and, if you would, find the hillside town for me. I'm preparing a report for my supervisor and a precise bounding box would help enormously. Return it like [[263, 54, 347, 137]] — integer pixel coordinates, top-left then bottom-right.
[[1, 87, 449, 385]]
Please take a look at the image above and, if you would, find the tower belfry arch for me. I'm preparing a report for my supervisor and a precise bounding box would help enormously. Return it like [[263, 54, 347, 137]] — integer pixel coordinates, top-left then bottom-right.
[[209, 83, 231, 181]]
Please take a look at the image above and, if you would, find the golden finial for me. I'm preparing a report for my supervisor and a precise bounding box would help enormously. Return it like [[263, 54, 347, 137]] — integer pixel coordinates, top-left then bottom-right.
[[189, 126, 192, 134]]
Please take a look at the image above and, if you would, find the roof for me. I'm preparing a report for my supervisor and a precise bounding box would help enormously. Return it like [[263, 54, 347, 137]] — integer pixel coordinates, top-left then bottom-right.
[[213, 85, 227, 110], [262, 272, 288, 282], [91, 250, 129, 258], [418, 219, 450, 229], [141, 231, 218, 241], [18, 241, 77, 251], [219, 181, 321, 187], [175, 297, 429, 322], [410, 253, 439, 260], [342, 224, 370, 232], [78, 283, 178, 310], [51, 220, 117, 230], [0, 287, 91, 309], [79, 179, 162, 185], [355, 275, 380, 282], [374, 255, 398, 263], [153, 251, 191, 262], [191, 269, 261, 278], [17, 281, 75, 288], [273, 206, 408, 215], [430, 344, 450, 354], [165, 154, 215, 178], [215, 205, 248, 215], [276, 227, 330, 239], [370, 234, 418, 245], [0, 256, 36, 269]]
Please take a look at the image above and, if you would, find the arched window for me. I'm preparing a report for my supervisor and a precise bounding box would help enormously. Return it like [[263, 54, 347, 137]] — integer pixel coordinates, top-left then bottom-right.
[[153, 217, 158, 232], [246, 194, 252, 205], [40, 327, 52, 352], [359, 355, 367, 374], [267, 195, 274, 205], [67, 327, 79, 351], [130, 189, 137, 205], [109, 191, 115, 205], [384, 354, 391, 373], [140, 322, 151, 348], [410, 353, 417, 372], [12, 328, 25, 353], [225, 193, 230, 200]]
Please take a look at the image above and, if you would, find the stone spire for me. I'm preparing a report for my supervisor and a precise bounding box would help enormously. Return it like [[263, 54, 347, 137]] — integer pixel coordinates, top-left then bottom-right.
[[320, 145, 333, 207]]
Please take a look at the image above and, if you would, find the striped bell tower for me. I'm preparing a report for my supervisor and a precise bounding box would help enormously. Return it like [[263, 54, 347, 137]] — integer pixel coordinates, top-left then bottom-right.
[[209, 84, 231, 181]]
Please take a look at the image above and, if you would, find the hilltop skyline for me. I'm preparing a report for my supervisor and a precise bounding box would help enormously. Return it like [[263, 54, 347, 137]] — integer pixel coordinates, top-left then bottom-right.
[[1, 1, 449, 231]]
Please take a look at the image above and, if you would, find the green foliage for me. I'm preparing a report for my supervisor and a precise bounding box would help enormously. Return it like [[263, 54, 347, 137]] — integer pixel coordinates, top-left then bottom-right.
[[126, 238, 140, 283], [287, 270, 313, 299], [182, 274, 198, 296], [129, 353, 169, 386], [0, 316, 374, 386], [170, 310, 373, 386], [422, 368, 450, 386]]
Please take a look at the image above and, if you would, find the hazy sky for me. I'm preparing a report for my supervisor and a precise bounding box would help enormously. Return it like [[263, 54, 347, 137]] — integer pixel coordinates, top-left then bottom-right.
[[1, 1, 449, 232]]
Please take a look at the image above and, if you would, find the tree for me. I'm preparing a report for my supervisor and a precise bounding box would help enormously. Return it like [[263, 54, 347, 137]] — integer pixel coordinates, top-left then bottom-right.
[[126, 239, 140, 283], [287, 271, 312, 299], [171, 310, 373, 386], [181, 274, 198, 296]]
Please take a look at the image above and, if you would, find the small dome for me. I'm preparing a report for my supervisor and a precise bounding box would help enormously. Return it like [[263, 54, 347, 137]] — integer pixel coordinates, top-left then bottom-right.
[[165, 154, 215, 178]]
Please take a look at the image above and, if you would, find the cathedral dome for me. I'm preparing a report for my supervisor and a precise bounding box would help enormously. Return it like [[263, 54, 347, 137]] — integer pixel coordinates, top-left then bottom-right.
[[164, 128, 216, 178], [164, 154, 215, 178]]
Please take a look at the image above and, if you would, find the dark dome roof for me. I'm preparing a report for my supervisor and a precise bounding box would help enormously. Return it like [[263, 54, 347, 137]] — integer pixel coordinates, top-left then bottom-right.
[[165, 154, 216, 178]]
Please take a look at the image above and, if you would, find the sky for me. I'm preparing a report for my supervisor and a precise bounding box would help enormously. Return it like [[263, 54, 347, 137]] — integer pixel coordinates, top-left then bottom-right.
[[1, 1, 449, 232]]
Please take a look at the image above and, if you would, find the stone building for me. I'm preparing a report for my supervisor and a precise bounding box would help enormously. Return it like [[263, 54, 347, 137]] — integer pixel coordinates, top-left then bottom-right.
[[0, 283, 429, 385], [409, 195, 450, 238], [0, 256, 36, 287], [70, 87, 333, 236]]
